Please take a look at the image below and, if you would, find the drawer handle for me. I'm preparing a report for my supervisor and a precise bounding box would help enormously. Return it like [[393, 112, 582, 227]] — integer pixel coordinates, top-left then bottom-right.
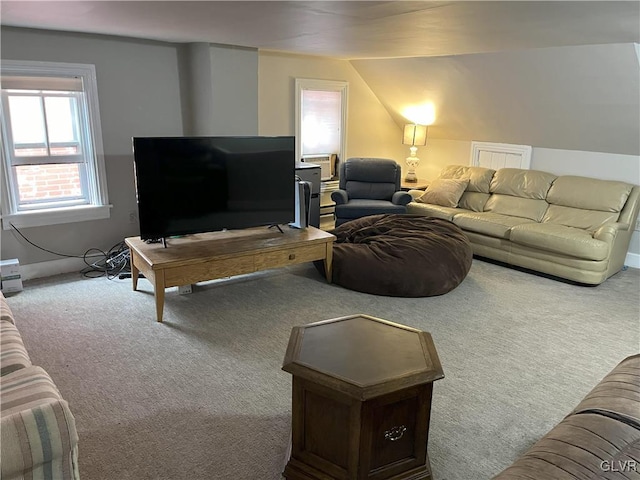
[[384, 425, 407, 442], [288, 253, 296, 260]]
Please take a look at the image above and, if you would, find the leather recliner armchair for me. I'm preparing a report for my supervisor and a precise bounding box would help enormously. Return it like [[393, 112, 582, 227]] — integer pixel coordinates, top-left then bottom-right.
[[331, 158, 412, 227]]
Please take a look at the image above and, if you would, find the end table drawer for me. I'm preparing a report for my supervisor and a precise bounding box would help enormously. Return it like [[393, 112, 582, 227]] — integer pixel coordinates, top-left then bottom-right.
[[370, 395, 418, 470], [364, 385, 430, 479], [255, 244, 326, 270]]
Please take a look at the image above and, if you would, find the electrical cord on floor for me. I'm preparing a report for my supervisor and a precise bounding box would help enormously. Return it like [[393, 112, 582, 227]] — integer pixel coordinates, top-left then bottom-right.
[[80, 241, 131, 279], [9, 222, 131, 279]]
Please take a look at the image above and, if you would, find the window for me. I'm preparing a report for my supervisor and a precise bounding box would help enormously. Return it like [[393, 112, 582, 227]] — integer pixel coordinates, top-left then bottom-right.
[[295, 79, 348, 164], [1, 60, 110, 229]]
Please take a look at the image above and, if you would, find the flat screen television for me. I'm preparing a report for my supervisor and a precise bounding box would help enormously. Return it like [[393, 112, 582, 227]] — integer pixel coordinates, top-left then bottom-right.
[[132, 136, 295, 240]]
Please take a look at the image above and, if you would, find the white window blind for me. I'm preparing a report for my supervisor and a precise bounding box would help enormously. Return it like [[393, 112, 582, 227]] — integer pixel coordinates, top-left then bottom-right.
[[295, 79, 348, 165], [301, 90, 342, 156]]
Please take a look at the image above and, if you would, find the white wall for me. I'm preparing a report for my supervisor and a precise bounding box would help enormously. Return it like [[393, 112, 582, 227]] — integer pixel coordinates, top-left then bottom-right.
[[531, 148, 640, 184], [418, 140, 640, 184]]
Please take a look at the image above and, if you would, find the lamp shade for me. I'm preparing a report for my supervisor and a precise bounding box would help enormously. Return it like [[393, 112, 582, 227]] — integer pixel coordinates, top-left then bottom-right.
[[402, 124, 428, 146]]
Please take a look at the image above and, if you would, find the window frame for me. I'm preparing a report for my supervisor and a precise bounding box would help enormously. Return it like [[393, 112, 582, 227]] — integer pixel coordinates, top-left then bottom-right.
[[295, 78, 348, 164], [0, 60, 110, 230]]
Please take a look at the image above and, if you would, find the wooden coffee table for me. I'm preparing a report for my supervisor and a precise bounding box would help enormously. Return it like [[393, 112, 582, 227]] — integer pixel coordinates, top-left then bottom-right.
[[125, 226, 335, 322], [282, 314, 444, 480]]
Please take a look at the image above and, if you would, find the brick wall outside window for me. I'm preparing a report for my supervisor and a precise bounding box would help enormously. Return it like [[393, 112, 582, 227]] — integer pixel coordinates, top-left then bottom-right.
[[16, 164, 82, 202]]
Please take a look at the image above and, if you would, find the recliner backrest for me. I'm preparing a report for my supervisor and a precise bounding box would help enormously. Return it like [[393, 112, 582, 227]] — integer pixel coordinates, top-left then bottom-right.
[[339, 158, 401, 200]]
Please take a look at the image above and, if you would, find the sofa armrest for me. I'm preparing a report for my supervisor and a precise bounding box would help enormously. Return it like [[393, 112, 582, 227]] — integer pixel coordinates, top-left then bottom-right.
[[331, 189, 349, 205], [1, 399, 80, 480], [406, 190, 425, 201], [593, 222, 627, 243], [1, 366, 80, 480], [392, 191, 413, 206]]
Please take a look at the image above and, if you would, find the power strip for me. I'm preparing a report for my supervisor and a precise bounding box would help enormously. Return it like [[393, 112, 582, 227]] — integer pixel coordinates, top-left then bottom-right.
[[178, 284, 193, 295]]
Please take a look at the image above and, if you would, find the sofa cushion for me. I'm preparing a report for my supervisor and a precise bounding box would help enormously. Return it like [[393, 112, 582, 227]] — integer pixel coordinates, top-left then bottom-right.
[[1, 321, 32, 376], [542, 205, 622, 232], [547, 176, 633, 212], [458, 191, 491, 212], [407, 202, 469, 221], [490, 168, 557, 199], [438, 165, 495, 193], [453, 212, 535, 239], [484, 194, 549, 222], [510, 223, 609, 261], [417, 178, 468, 207]]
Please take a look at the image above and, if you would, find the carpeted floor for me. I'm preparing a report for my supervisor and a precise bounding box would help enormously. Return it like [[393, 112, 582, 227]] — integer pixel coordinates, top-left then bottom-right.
[[5, 258, 640, 479]]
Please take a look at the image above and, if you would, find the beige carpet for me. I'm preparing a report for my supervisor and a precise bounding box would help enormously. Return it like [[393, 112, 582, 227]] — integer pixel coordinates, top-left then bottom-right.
[[5, 258, 640, 479]]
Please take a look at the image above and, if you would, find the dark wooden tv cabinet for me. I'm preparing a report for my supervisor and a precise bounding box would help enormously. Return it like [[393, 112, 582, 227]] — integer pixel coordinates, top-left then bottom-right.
[[125, 226, 335, 323]]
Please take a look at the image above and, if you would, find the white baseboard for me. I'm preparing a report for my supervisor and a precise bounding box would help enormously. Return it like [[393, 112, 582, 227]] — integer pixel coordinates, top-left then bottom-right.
[[625, 252, 640, 269], [21, 257, 89, 281]]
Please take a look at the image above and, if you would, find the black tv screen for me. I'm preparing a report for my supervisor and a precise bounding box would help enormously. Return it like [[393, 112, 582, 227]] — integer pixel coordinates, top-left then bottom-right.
[[132, 136, 295, 240]]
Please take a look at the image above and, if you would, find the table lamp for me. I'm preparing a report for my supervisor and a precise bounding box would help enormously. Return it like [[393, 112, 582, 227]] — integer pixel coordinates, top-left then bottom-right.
[[402, 124, 428, 182]]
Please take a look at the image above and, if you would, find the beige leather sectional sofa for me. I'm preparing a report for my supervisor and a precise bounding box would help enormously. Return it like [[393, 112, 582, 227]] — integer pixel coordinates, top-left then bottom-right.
[[407, 165, 640, 284]]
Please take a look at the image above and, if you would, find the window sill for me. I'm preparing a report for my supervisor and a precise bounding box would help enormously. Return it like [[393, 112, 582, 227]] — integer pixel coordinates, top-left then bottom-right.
[[2, 204, 112, 230]]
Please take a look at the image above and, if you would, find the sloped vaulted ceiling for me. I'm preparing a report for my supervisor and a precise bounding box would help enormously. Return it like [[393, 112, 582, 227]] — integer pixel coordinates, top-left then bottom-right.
[[351, 43, 640, 156], [3, 1, 639, 155]]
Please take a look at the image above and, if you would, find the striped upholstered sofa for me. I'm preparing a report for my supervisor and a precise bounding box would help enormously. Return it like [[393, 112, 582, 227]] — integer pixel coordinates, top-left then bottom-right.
[[0, 291, 80, 479]]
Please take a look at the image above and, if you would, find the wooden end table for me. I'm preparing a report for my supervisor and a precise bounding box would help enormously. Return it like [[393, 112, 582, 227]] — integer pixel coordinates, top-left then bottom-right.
[[400, 179, 429, 191], [282, 314, 444, 480]]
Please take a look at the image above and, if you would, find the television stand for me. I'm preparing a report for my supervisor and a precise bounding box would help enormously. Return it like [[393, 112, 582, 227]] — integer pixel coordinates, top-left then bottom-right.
[[125, 226, 335, 323]]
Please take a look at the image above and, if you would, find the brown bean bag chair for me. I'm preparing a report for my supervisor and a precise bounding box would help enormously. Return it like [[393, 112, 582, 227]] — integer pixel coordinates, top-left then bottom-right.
[[316, 214, 473, 296]]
